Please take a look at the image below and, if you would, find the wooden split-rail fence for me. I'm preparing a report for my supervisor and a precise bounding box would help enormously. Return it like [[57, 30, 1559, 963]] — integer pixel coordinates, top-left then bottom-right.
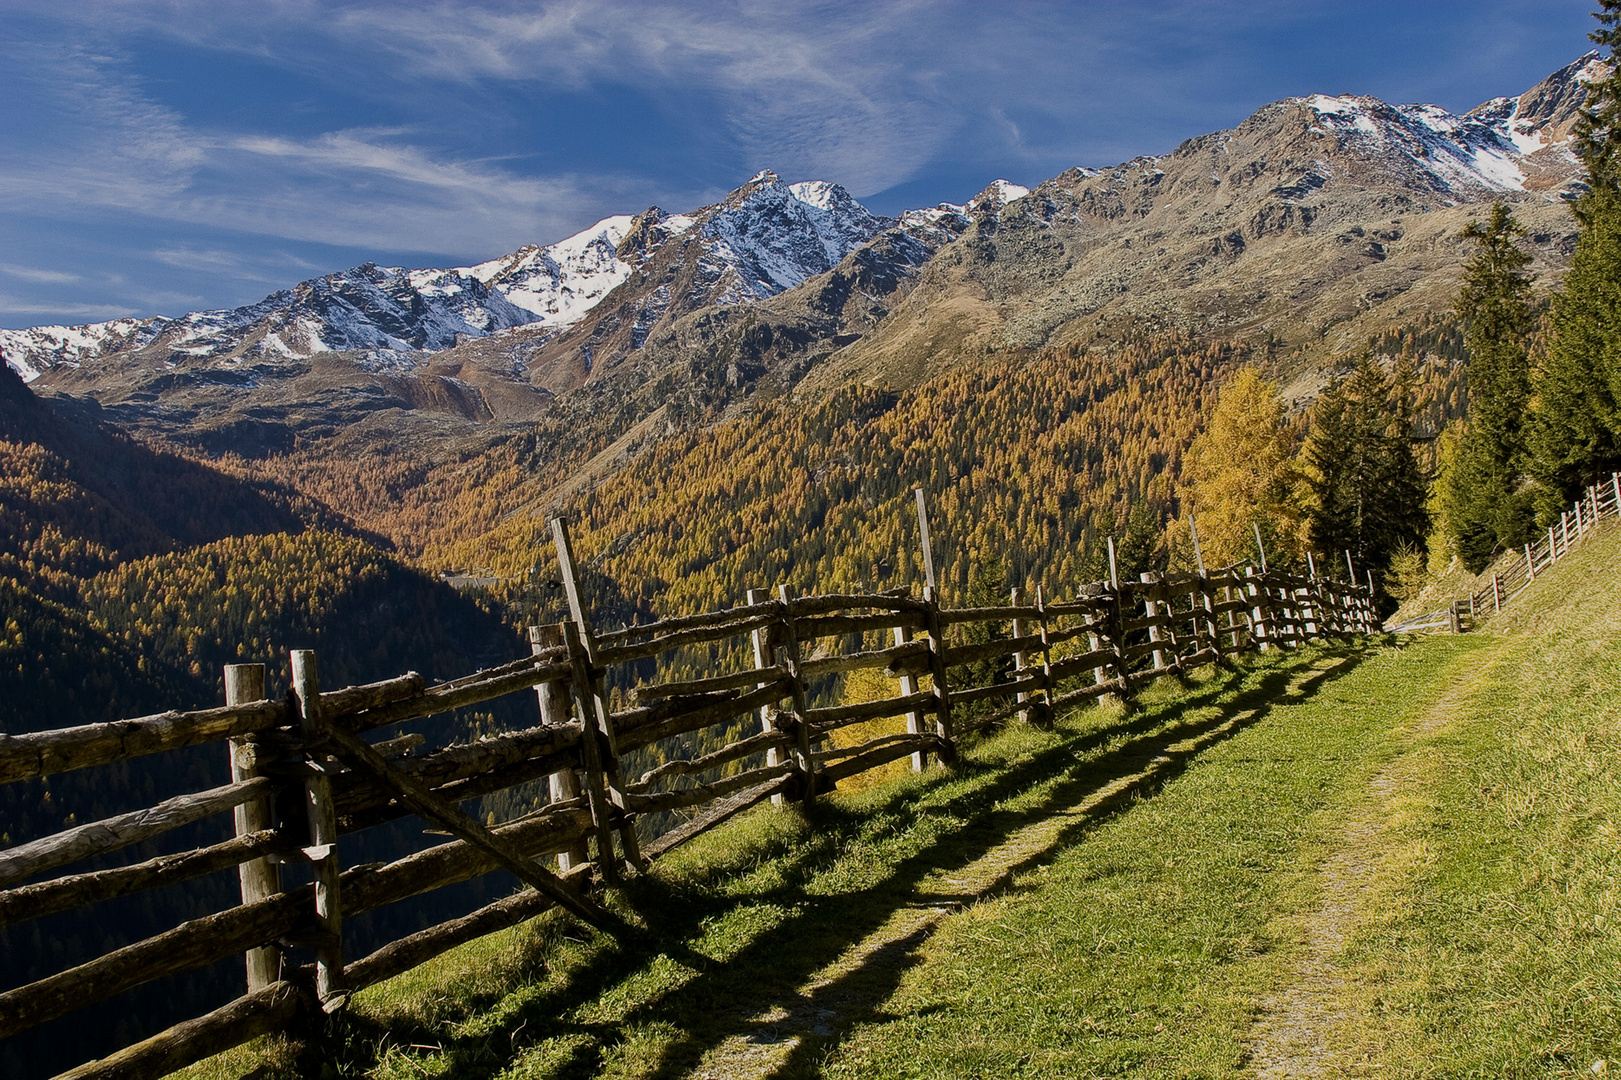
[[1390, 472, 1621, 633], [0, 505, 1379, 1080]]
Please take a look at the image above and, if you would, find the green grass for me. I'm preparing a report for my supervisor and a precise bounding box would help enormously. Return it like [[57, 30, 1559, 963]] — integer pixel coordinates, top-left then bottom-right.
[[815, 645, 1456, 1079], [1346, 524, 1621, 1075], [179, 530, 1621, 1078]]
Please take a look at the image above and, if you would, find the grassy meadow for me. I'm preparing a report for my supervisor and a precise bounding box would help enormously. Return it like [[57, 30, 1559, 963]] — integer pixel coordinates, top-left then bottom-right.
[[180, 525, 1621, 1079]]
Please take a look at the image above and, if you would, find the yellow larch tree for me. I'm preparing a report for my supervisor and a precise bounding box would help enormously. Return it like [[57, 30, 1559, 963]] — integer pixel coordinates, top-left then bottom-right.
[[1175, 368, 1309, 570]]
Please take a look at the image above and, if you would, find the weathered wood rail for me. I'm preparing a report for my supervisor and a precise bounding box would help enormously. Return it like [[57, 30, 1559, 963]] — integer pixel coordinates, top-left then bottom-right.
[[1390, 472, 1621, 633], [0, 509, 1378, 1080]]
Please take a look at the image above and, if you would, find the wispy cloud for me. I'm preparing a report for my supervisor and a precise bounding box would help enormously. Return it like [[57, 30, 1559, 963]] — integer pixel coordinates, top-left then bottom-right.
[[0, 0, 1594, 329], [319, 0, 963, 194], [0, 44, 630, 257], [0, 263, 82, 284], [0, 294, 138, 322], [0, 40, 207, 212], [151, 247, 256, 273]]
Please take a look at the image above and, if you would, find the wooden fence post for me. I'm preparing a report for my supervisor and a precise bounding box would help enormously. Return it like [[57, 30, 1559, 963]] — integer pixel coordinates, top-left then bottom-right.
[[1224, 576, 1245, 652], [1201, 575, 1223, 662], [1275, 577, 1298, 648], [914, 487, 937, 594], [1492, 573, 1502, 613], [1011, 586, 1034, 725], [560, 622, 622, 882], [1345, 550, 1363, 635], [921, 584, 957, 761], [1087, 610, 1112, 691], [1612, 473, 1621, 518], [1321, 582, 1340, 639], [530, 624, 589, 871], [1245, 566, 1271, 652], [551, 517, 643, 876], [224, 664, 280, 993], [1008, 585, 1054, 727], [1140, 572, 1168, 674], [1035, 585, 1055, 724], [289, 649, 343, 1004], [1525, 543, 1536, 581], [914, 489, 956, 759], [1106, 537, 1135, 704], [1366, 571, 1379, 632], [1301, 556, 1318, 643], [776, 585, 817, 805], [891, 619, 928, 772], [1189, 518, 1221, 662], [748, 588, 791, 801]]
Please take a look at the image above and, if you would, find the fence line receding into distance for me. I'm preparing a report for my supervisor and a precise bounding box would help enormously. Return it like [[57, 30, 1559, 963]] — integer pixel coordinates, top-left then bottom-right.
[[1390, 472, 1621, 633], [0, 501, 1380, 1080]]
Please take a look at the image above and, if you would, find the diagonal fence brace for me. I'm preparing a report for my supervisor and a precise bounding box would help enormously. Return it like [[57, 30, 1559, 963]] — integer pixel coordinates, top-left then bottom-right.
[[322, 723, 635, 944]]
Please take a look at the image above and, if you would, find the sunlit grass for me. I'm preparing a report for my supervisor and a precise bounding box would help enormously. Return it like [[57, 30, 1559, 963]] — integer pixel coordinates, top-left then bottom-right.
[[1349, 524, 1621, 1074], [176, 533, 1621, 1078]]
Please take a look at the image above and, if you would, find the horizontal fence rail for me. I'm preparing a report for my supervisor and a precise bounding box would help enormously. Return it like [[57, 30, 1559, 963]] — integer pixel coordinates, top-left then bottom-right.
[[1, 510, 1380, 1080], [1390, 472, 1620, 633]]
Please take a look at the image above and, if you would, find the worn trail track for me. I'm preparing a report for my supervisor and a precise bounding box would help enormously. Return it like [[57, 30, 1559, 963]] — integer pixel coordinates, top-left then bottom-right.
[[1246, 645, 1495, 1077]]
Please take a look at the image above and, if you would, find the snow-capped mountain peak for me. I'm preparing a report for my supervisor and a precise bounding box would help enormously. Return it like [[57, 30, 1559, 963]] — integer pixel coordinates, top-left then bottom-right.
[[2, 54, 1599, 386], [1, 172, 894, 381], [698, 172, 891, 302], [1286, 52, 1596, 201], [457, 215, 637, 326], [965, 178, 1032, 214]]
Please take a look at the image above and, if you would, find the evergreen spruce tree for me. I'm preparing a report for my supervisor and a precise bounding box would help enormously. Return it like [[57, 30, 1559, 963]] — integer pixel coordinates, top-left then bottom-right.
[[1574, 3, 1621, 201], [1446, 202, 1536, 570], [1305, 355, 1428, 588], [1530, 4, 1621, 514]]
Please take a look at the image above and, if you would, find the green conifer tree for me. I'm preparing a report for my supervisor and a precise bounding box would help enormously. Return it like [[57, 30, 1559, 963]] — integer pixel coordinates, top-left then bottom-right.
[[1530, 4, 1621, 514], [1447, 202, 1536, 570], [1574, 2, 1621, 202], [1305, 355, 1428, 588]]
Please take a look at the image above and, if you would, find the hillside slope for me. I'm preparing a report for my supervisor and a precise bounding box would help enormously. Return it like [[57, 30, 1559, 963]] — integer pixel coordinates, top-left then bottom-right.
[[179, 528, 1620, 1080], [810, 55, 1594, 394]]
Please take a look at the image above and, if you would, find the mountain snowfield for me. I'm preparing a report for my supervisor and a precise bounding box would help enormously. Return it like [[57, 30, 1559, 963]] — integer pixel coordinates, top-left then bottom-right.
[[0, 173, 905, 382], [0, 54, 1599, 385]]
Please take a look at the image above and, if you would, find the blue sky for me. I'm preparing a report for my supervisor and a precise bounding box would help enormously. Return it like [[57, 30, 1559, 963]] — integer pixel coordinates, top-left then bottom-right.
[[0, 0, 1598, 329]]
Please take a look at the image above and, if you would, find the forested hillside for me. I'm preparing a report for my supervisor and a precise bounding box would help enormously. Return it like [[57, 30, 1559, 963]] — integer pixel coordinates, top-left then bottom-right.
[[0, 363, 532, 1076], [416, 327, 1462, 635]]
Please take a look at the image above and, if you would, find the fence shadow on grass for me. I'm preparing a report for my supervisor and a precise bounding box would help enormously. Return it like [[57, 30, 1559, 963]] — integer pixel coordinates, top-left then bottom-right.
[[326, 643, 1375, 1080]]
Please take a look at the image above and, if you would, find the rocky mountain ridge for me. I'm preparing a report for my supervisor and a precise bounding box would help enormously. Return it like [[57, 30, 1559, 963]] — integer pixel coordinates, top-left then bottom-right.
[[806, 53, 1598, 395], [0, 172, 898, 384], [3, 55, 1597, 395], [0, 55, 1601, 542]]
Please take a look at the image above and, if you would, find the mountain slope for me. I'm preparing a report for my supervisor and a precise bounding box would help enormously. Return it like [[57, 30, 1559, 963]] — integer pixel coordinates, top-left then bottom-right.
[[808, 54, 1598, 392], [0, 55, 1599, 581]]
